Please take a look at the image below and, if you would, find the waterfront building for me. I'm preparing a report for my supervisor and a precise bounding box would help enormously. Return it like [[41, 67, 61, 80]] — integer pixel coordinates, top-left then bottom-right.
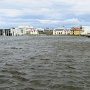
[[44, 28, 53, 35], [70, 27, 82, 36], [80, 26, 90, 36], [11, 26, 26, 36], [37, 28, 45, 35], [0, 29, 12, 36], [53, 27, 69, 35], [26, 27, 39, 35], [11, 26, 39, 36]]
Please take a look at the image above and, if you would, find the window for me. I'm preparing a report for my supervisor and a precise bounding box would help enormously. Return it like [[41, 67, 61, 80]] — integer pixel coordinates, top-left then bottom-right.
[[21, 30, 23, 33]]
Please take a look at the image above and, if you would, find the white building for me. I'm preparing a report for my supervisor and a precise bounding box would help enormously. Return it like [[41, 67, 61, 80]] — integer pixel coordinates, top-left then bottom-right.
[[11, 26, 27, 36], [11, 26, 39, 36], [53, 27, 70, 35], [81, 26, 90, 35], [26, 27, 39, 35]]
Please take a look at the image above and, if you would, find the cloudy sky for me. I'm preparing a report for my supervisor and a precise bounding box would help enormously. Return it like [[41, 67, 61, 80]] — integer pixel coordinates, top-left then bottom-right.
[[0, 0, 90, 28]]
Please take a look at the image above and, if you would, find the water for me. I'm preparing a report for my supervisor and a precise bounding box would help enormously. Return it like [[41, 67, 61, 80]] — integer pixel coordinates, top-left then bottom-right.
[[0, 35, 90, 90]]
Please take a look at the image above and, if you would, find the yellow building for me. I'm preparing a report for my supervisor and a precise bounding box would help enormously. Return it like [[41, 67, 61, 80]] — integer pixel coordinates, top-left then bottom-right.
[[70, 27, 82, 36]]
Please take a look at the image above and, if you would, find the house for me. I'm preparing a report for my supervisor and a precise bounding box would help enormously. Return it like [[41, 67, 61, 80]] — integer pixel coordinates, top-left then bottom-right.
[[53, 27, 69, 35], [70, 27, 82, 36], [80, 26, 90, 36], [26, 27, 39, 35]]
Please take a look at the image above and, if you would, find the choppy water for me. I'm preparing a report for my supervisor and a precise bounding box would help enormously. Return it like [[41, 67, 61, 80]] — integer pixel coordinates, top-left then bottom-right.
[[0, 35, 90, 90]]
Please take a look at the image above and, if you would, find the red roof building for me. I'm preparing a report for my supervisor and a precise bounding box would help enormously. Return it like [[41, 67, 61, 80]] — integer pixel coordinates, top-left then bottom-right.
[[70, 27, 82, 35]]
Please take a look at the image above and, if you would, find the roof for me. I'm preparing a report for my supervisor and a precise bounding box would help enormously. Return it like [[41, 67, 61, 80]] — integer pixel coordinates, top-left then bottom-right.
[[71, 27, 82, 31], [55, 29, 64, 31]]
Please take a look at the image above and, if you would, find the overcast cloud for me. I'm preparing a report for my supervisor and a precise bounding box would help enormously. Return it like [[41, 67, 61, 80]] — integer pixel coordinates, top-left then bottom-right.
[[0, 0, 90, 28]]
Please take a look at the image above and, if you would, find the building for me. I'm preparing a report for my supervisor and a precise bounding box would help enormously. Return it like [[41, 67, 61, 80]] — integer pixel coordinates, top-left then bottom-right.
[[53, 27, 69, 35], [26, 27, 39, 35], [0, 29, 12, 36], [44, 28, 53, 35], [11, 26, 27, 36], [80, 26, 90, 36], [11, 26, 39, 36], [70, 27, 82, 36], [37, 28, 45, 35]]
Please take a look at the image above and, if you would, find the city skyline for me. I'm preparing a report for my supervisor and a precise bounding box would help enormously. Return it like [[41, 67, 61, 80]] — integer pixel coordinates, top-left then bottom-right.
[[0, 0, 90, 28]]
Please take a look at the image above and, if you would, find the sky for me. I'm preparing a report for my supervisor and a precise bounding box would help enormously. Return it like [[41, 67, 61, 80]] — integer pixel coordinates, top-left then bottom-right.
[[0, 0, 90, 28]]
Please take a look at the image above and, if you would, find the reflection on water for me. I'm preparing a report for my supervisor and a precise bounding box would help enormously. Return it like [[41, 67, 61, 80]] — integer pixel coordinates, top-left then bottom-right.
[[0, 36, 90, 90]]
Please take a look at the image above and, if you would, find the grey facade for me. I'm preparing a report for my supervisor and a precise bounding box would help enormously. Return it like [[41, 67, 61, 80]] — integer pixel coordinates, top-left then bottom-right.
[[0, 29, 12, 36]]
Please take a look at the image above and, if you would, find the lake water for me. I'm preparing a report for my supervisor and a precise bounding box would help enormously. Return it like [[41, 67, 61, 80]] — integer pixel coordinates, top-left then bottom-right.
[[0, 35, 90, 90]]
